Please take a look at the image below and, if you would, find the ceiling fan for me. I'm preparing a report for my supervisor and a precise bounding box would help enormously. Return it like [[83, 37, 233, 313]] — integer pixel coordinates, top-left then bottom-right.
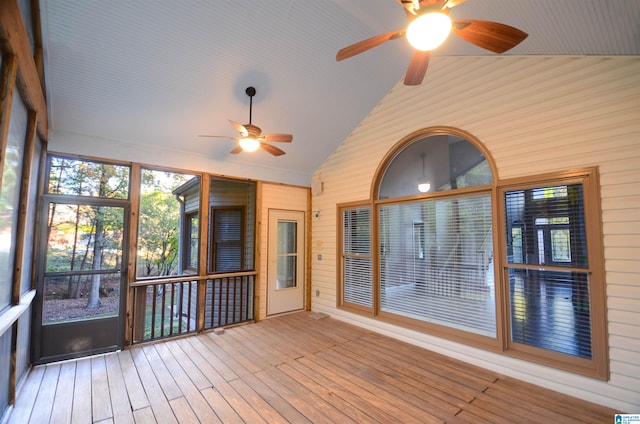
[[336, 0, 528, 85], [199, 87, 293, 156]]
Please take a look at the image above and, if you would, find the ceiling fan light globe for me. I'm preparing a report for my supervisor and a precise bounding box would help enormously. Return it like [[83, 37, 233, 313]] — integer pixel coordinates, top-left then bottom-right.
[[406, 12, 452, 51], [239, 137, 260, 152], [417, 181, 431, 193]]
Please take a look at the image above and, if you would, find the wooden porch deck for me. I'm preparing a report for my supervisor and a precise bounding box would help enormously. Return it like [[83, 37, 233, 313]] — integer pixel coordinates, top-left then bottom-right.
[[10, 312, 616, 423]]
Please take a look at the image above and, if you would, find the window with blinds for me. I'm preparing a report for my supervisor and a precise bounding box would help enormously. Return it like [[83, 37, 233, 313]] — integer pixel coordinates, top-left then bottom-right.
[[212, 208, 243, 272], [341, 206, 372, 308], [379, 195, 495, 337], [504, 183, 592, 359]]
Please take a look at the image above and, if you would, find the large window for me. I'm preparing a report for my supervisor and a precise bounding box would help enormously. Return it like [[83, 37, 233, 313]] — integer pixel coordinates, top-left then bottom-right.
[[137, 169, 199, 278], [500, 172, 607, 376], [339, 206, 372, 309], [208, 177, 255, 273], [339, 128, 607, 379]]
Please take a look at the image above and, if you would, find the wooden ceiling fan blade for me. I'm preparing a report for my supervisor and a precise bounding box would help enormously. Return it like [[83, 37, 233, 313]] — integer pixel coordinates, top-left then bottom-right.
[[404, 50, 430, 86], [262, 133, 293, 143], [260, 143, 286, 156], [198, 134, 239, 140], [452, 20, 528, 54], [443, 0, 468, 8], [229, 120, 249, 136], [336, 29, 406, 61], [230, 145, 243, 154]]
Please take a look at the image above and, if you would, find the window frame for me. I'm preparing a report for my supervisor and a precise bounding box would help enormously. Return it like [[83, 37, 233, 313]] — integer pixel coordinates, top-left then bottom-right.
[[496, 167, 608, 379], [209, 206, 245, 273], [183, 211, 199, 272], [336, 125, 608, 380], [337, 202, 374, 314]]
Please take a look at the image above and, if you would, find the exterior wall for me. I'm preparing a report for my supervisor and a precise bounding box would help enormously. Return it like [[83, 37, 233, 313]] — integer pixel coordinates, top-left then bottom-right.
[[311, 55, 640, 411], [256, 183, 310, 320]]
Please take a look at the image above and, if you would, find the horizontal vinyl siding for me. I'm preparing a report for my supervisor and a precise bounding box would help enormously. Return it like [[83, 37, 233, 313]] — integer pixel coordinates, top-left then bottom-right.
[[312, 55, 640, 411], [257, 183, 309, 319]]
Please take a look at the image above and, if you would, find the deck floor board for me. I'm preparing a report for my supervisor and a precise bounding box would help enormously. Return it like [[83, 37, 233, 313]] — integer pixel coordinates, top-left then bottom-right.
[[11, 312, 617, 423]]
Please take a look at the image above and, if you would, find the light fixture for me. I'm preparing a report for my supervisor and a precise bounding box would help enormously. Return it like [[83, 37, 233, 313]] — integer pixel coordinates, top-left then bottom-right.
[[239, 137, 260, 152], [417, 153, 431, 193], [406, 11, 452, 51]]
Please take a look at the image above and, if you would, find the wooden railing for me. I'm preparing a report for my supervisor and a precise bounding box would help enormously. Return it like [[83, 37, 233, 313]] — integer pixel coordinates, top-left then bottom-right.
[[130, 271, 255, 344]]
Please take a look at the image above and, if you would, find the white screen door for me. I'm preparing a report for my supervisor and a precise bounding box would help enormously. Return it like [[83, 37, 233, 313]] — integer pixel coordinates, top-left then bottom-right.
[[267, 210, 305, 315]]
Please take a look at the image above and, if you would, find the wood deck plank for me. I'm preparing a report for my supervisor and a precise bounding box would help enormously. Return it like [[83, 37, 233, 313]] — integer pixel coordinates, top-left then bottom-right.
[[49, 361, 76, 424], [71, 357, 93, 424], [91, 355, 113, 422], [167, 397, 198, 424], [296, 354, 439, 424], [129, 348, 177, 424], [8, 365, 45, 424], [10, 312, 618, 424], [104, 352, 135, 424], [140, 345, 182, 400], [28, 364, 59, 424], [153, 342, 221, 423], [277, 360, 382, 423], [131, 406, 156, 424], [117, 350, 149, 411], [200, 387, 244, 424], [255, 366, 353, 424]]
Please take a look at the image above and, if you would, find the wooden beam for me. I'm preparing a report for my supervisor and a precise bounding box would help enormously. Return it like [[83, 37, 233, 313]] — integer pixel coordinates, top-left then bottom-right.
[[0, 0, 48, 140], [0, 53, 17, 189]]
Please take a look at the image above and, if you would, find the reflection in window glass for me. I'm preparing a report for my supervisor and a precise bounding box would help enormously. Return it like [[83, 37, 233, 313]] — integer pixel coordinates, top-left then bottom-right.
[[379, 134, 491, 199], [0, 92, 28, 309], [208, 177, 255, 273], [277, 221, 297, 289], [379, 195, 495, 337], [47, 157, 130, 198], [137, 169, 199, 278]]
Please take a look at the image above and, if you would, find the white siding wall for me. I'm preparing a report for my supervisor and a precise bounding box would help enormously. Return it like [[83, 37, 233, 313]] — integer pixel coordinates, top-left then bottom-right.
[[311, 55, 640, 412], [257, 183, 309, 319]]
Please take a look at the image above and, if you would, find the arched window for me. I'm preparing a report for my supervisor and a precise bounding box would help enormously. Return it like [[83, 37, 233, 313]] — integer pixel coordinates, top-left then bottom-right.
[[376, 129, 497, 340], [338, 127, 608, 379]]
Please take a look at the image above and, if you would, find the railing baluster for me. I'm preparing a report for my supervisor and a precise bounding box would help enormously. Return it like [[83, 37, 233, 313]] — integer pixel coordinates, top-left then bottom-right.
[[150, 285, 157, 340], [169, 283, 176, 336]]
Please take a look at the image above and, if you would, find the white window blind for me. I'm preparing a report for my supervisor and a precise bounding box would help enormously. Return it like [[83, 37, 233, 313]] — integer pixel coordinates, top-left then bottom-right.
[[379, 194, 495, 337], [342, 207, 372, 308], [214, 209, 242, 272], [504, 183, 592, 358]]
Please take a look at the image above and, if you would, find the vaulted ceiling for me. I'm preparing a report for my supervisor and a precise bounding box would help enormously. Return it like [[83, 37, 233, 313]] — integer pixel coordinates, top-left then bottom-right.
[[41, 0, 640, 185]]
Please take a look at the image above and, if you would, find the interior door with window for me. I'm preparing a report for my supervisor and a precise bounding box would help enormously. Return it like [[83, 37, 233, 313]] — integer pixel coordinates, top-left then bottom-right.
[[267, 210, 305, 315], [35, 199, 128, 363]]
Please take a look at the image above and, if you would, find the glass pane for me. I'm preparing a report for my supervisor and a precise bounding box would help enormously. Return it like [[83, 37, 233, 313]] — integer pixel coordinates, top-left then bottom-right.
[[137, 169, 199, 278], [21, 137, 43, 294], [43, 203, 124, 324], [45, 204, 123, 273], [0, 91, 28, 309], [47, 156, 130, 199], [208, 177, 256, 272], [213, 209, 242, 272], [277, 221, 296, 254], [379, 195, 495, 337], [343, 256, 372, 307], [509, 268, 592, 359], [277, 256, 297, 289], [43, 273, 120, 324], [504, 183, 587, 268], [343, 208, 370, 254], [379, 134, 491, 199]]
